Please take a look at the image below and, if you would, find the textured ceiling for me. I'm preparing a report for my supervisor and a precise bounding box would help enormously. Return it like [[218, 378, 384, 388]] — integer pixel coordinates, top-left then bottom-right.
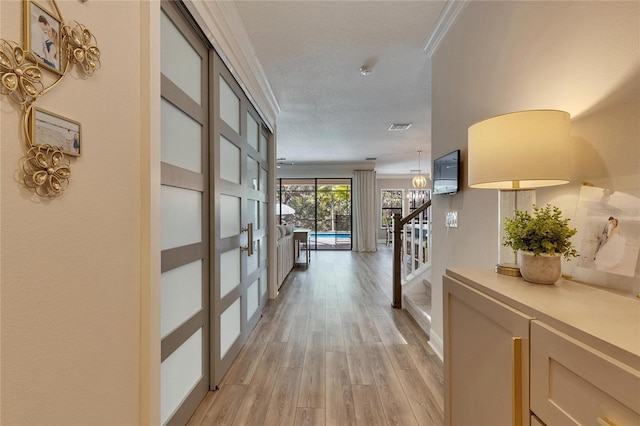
[[234, 1, 447, 176]]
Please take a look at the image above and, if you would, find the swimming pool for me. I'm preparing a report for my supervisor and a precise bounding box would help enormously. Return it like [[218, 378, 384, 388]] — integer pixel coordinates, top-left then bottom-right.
[[310, 232, 352, 239]]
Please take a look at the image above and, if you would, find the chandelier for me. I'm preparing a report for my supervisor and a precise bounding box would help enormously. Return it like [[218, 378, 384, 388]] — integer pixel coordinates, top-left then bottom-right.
[[412, 150, 428, 188]]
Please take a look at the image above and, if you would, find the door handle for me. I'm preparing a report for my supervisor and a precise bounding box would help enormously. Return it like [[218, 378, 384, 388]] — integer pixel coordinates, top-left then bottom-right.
[[241, 222, 254, 256]]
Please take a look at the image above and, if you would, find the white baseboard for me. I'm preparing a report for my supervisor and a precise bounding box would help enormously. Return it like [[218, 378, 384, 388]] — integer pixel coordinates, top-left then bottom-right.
[[428, 330, 443, 362]]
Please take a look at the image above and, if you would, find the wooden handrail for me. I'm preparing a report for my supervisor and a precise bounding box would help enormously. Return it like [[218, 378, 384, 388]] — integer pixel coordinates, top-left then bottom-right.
[[392, 199, 432, 308], [398, 199, 431, 227]]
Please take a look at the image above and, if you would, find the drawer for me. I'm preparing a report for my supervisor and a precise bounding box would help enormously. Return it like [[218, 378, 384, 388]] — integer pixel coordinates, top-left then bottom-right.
[[530, 321, 640, 426]]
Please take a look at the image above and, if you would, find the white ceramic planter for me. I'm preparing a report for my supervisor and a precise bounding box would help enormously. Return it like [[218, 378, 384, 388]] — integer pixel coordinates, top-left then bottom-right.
[[518, 251, 561, 284]]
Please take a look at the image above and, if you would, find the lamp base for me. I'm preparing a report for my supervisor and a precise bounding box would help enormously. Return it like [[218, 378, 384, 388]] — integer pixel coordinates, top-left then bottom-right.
[[495, 264, 522, 277], [497, 189, 535, 278]]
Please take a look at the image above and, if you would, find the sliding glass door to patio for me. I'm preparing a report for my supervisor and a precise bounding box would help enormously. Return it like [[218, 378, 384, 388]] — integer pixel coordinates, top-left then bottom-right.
[[277, 178, 352, 250]]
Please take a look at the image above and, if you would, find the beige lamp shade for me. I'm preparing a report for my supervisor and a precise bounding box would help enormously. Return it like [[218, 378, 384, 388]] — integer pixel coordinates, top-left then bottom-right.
[[468, 110, 571, 189]]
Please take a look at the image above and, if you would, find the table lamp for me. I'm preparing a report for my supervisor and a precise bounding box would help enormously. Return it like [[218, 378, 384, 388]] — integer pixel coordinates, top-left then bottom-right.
[[468, 110, 571, 276]]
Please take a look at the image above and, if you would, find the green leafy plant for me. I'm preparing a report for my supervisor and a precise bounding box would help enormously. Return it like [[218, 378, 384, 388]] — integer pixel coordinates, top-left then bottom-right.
[[504, 204, 579, 259]]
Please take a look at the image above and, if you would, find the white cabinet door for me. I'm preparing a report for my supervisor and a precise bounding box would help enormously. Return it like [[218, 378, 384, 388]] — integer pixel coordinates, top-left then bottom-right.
[[530, 321, 640, 426], [444, 275, 532, 426]]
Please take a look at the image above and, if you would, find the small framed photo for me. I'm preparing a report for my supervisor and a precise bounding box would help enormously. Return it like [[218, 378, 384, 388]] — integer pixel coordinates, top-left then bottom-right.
[[31, 107, 81, 157], [25, 0, 63, 75]]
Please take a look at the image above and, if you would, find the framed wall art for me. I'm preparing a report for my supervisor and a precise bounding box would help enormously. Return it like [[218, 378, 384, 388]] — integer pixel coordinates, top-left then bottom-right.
[[31, 107, 81, 156], [566, 184, 640, 296], [25, 0, 63, 75]]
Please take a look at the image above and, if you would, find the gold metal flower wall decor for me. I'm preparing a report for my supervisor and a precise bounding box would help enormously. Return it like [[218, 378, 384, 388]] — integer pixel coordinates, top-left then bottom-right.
[[22, 144, 71, 197], [0, 0, 101, 197], [0, 40, 44, 106], [62, 21, 101, 76]]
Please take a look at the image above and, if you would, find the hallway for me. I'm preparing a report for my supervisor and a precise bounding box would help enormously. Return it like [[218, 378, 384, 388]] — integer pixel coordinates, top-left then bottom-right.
[[187, 246, 444, 425]]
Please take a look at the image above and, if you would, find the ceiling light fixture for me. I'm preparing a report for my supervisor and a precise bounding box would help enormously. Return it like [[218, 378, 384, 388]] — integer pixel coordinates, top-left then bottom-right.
[[359, 65, 372, 76], [411, 150, 428, 189]]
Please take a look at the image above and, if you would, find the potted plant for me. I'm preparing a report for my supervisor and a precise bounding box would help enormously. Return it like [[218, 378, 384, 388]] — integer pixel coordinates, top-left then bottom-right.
[[503, 204, 578, 284]]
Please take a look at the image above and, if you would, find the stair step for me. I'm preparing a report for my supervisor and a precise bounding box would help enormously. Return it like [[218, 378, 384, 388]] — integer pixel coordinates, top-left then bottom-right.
[[422, 279, 431, 296], [403, 291, 431, 337]]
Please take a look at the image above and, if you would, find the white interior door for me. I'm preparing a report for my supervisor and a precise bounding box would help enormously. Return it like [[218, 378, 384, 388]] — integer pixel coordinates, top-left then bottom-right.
[[159, 3, 209, 424], [212, 53, 270, 386]]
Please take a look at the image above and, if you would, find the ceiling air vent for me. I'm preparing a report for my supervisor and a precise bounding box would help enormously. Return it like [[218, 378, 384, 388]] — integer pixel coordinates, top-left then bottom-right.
[[366, 157, 377, 161], [388, 123, 412, 131]]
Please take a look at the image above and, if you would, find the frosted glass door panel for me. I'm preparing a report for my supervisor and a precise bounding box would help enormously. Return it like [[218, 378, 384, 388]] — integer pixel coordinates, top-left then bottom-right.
[[261, 269, 268, 299], [261, 202, 267, 230], [160, 11, 201, 105], [161, 328, 203, 424], [260, 168, 267, 195], [219, 136, 240, 184], [247, 279, 259, 321], [259, 132, 267, 160], [248, 200, 258, 229], [161, 99, 201, 173], [220, 248, 240, 299], [219, 194, 240, 239], [247, 241, 258, 275], [219, 76, 239, 133], [260, 237, 267, 263], [161, 260, 203, 338], [161, 185, 202, 250], [220, 299, 241, 358], [247, 113, 259, 150], [247, 157, 259, 190]]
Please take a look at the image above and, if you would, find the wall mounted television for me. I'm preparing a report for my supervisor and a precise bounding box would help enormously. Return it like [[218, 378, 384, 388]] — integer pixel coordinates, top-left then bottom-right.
[[432, 149, 460, 195]]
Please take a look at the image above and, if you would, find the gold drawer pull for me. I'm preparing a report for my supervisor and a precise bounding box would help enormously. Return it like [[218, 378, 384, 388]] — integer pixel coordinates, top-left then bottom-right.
[[512, 337, 522, 426], [597, 418, 616, 426]]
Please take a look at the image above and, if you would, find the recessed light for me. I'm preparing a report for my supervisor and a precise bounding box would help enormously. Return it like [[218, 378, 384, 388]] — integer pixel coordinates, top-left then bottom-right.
[[359, 66, 372, 76], [388, 123, 412, 131]]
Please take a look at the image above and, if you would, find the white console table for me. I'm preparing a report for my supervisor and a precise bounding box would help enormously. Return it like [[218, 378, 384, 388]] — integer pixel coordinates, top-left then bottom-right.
[[443, 268, 640, 426], [293, 229, 310, 268]]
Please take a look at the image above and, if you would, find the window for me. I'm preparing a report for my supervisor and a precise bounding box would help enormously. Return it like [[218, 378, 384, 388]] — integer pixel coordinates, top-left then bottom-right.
[[381, 189, 403, 228], [408, 189, 430, 212], [276, 178, 352, 250]]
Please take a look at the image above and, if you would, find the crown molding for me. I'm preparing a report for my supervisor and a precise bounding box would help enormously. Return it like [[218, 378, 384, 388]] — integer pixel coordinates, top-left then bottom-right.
[[424, 0, 470, 59], [183, 0, 280, 132]]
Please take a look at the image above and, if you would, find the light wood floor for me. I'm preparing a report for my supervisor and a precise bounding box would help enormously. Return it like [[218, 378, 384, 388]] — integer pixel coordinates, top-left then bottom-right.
[[187, 245, 444, 426]]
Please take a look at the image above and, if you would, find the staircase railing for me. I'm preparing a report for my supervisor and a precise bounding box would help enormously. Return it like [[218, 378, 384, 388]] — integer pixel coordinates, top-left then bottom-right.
[[392, 199, 432, 308]]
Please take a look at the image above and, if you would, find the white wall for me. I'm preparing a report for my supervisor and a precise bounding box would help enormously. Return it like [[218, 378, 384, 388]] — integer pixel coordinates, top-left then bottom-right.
[[1, 1, 145, 423], [430, 1, 640, 356]]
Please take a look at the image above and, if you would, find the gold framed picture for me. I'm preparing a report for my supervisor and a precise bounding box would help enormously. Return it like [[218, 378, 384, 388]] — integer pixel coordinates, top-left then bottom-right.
[[31, 107, 81, 157], [24, 0, 63, 75]]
